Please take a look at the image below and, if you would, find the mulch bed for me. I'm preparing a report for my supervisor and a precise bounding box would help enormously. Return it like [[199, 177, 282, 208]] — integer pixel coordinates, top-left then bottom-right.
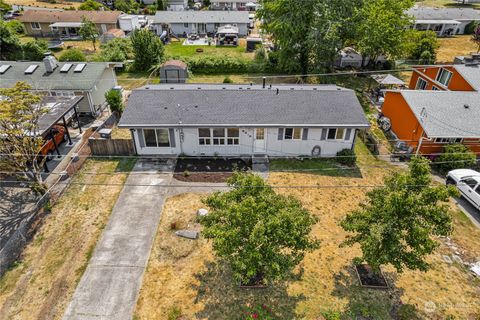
[[355, 264, 388, 289], [173, 157, 251, 183]]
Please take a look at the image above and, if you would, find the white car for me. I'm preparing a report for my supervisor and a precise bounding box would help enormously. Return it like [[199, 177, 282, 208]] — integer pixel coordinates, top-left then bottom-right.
[[446, 169, 480, 210]]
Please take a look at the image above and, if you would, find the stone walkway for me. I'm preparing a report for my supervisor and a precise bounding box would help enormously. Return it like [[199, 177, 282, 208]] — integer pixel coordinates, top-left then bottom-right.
[[63, 159, 174, 320]]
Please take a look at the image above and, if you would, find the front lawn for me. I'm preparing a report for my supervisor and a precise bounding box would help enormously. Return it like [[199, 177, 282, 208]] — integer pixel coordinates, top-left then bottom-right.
[[135, 141, 480, 319], [0, 158, 135, 319], [437, 35, 479, 63]]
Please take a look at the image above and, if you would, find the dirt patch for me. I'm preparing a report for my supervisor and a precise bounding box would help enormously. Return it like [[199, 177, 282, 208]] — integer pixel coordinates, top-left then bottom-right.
[[0, 158, 135, 320], [173, 157, 250, 183]]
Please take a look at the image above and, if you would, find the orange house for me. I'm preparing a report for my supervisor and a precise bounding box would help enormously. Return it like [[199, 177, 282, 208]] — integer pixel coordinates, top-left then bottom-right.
[[409, 64, 480, 91], [381, 90, 480, 156]]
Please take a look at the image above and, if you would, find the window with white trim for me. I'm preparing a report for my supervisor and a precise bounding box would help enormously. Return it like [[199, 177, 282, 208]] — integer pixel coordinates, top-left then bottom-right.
[[434, 138, 462, 144], [436, 68, 453, 87], [327, 128, 345, 140], [31, 22, 41, 30], [198, 128, 239, 145], [284, 128, 302, 140], [143, 129, 170, 147], [50, 91, 75, 97], [184, 23, 189, 28], [415, 77, 427, 90]]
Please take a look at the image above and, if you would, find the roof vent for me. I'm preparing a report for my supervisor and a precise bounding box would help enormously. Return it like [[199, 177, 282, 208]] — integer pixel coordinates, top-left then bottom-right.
[[222, 87, 226, 89], [197, 87, 201, 89], [24, 64, 39, 75], [276, 88, 279, 95], [313, 87, 317, 90], [464, 104, 470, 109], [170, 87, 174, 89], [43, 55, 58, 73], [145, 86, 150, 89], [0, 64, 11, 74]]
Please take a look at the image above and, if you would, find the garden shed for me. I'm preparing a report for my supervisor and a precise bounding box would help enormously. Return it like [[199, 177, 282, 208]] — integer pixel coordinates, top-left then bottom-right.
[[160, 60, 188, 83]]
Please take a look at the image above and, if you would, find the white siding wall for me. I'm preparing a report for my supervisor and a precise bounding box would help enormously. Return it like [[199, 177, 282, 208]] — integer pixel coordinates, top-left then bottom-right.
[[158, 22, 249, 36], [90, 67, 117, 115], [132, 127, 358, 157]]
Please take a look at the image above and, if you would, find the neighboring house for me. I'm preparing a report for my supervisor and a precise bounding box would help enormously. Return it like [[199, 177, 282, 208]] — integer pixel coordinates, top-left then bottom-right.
[[210, 0, 257, 11], [153, 10, 250, 36], [334, 47, 387, 68], [381, 90, 480, 155], [167, 0, 188, 11], [409, 64, 480, 91], [18, 10, 122, 38], [407, 7, 480, 35], [0, 58, 120, 116], [118, 14, 141, 33], [118, 84, 370, 157]]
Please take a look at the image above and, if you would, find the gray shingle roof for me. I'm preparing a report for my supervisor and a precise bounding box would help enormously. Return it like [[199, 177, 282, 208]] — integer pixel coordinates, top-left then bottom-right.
[[0, 61, 111, 91], [453, 64, 480, 91], [400, 90, 480, 138], [153, 10, 250, 24], [407, 7, 480, 21], [118, 84, 370, 128]]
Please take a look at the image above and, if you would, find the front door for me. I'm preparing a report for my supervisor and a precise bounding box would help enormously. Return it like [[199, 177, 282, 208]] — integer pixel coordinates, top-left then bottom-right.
[[198, 23, 206, 34], [253, 128, 266, 153]]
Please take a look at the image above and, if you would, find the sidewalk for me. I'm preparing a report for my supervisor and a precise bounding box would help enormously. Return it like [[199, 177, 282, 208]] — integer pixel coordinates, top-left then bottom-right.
[[63, 159, 174, 320]]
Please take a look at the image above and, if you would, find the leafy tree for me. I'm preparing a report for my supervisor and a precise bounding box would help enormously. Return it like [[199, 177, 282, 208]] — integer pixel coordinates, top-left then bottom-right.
[[402, 29, 439, 64], [79, 16, 99, 51], [434, 143, 477, 174], [472, 24, 480, 53], [0, 82, 48, 194], [22, 40, 48, 61], [98, 37, 133, 62], [341, 157, 457, 273], [0, 0, 12, 12], [200, 172, 319, 285], [355, 0, 414, 67], [115, 0, 139, 13], [6, 19, 25, 34], [58, 48, 87, 62], [156, 0, 167, 10], [79, 0, 104, 10], [130, 28, 165, 71], [0, 20, 23, 60], [105, 89, 124, 114]]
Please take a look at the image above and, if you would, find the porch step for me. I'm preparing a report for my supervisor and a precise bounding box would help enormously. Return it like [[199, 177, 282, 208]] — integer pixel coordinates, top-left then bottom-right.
[[252, 154, 269, 164]]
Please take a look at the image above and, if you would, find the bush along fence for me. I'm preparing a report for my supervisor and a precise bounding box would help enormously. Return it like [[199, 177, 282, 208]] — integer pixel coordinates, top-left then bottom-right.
[[169, 56, 279, 74]]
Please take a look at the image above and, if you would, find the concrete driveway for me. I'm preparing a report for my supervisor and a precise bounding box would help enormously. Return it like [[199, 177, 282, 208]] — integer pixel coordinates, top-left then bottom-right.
[[63, 159, 175, 320]]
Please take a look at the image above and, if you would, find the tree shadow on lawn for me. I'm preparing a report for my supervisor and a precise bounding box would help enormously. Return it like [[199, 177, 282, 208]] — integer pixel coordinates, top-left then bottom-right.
[[332, 265, 406, 320], [192, 261, 305, 320]]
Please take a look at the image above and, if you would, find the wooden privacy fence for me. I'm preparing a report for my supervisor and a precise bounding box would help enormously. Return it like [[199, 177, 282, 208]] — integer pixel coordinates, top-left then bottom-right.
[[88, 138, 135, 156]]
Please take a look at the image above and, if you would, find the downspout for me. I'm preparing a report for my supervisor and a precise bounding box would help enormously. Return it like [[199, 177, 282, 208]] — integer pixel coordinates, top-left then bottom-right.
[[130, 129, 138, 155]]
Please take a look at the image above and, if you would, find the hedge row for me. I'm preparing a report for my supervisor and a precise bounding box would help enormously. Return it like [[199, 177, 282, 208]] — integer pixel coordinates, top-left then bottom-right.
[[169, 56, 277, 74]]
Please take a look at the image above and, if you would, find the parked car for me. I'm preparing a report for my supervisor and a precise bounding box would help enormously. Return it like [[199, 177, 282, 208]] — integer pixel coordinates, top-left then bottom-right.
[[39, 125, 67, 161], [3, 10, 21, 20], [446, 169, 480, 210]]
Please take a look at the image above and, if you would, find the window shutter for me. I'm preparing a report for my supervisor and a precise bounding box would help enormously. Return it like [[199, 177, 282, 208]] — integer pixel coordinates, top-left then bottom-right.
[[278, 128, 284, 140], [138, 129, 145, 147], [320, 128, 327, 141], [169, 128, 176, 147], [345, 128, 352, 141], [302, 128, 309, 140]]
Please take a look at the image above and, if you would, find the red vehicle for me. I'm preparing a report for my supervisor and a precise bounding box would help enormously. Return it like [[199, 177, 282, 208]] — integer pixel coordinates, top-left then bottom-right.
[[39, 125, 67, 161]]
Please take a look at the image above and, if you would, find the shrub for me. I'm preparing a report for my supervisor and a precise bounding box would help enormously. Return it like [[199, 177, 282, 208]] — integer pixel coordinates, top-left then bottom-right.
[[105, 89, 124, 114], [434, 143, 477, 174], [98, 38, 133, 62], [6, 20, 25, 34], [58, 48, 86, 62], [336, 148, 356, 166], [465, 21, 479, 35], [167, 306, 182, 320], [22, 40, 48, 61], [223, 76, 232, 83]]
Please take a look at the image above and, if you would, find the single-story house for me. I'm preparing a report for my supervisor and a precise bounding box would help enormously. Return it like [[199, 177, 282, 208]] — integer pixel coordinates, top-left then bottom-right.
[[18, 10, 122, 38], [153, 11, 250, 36], [407, 7, 480, 35], [409, 64, 480, 91], [210, 0, 258, 11], [0, 58, 120, 117], [118, 84, 370, 157], [381, 90, 480, 155]]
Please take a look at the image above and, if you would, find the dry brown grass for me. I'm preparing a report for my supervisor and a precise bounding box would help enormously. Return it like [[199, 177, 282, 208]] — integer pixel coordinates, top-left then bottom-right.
[[135, 143, 480, 319], [437, 35, 479, 63], [0, 158, 135, 320], [110, 126, 132, 140], [5, 0, 81, 9]]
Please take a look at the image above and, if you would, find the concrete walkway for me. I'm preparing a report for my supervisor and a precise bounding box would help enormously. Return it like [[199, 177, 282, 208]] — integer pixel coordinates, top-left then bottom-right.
[[63, 159, 174, 320]]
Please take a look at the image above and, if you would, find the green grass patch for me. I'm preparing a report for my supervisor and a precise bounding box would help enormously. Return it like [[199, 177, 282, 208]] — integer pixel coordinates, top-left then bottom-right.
[[165, 41, 251, 59], [269, 158, 361, 177]]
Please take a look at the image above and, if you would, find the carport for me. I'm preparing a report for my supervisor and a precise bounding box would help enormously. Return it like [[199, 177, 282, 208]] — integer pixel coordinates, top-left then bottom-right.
[[37, 96, 84, 172]]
